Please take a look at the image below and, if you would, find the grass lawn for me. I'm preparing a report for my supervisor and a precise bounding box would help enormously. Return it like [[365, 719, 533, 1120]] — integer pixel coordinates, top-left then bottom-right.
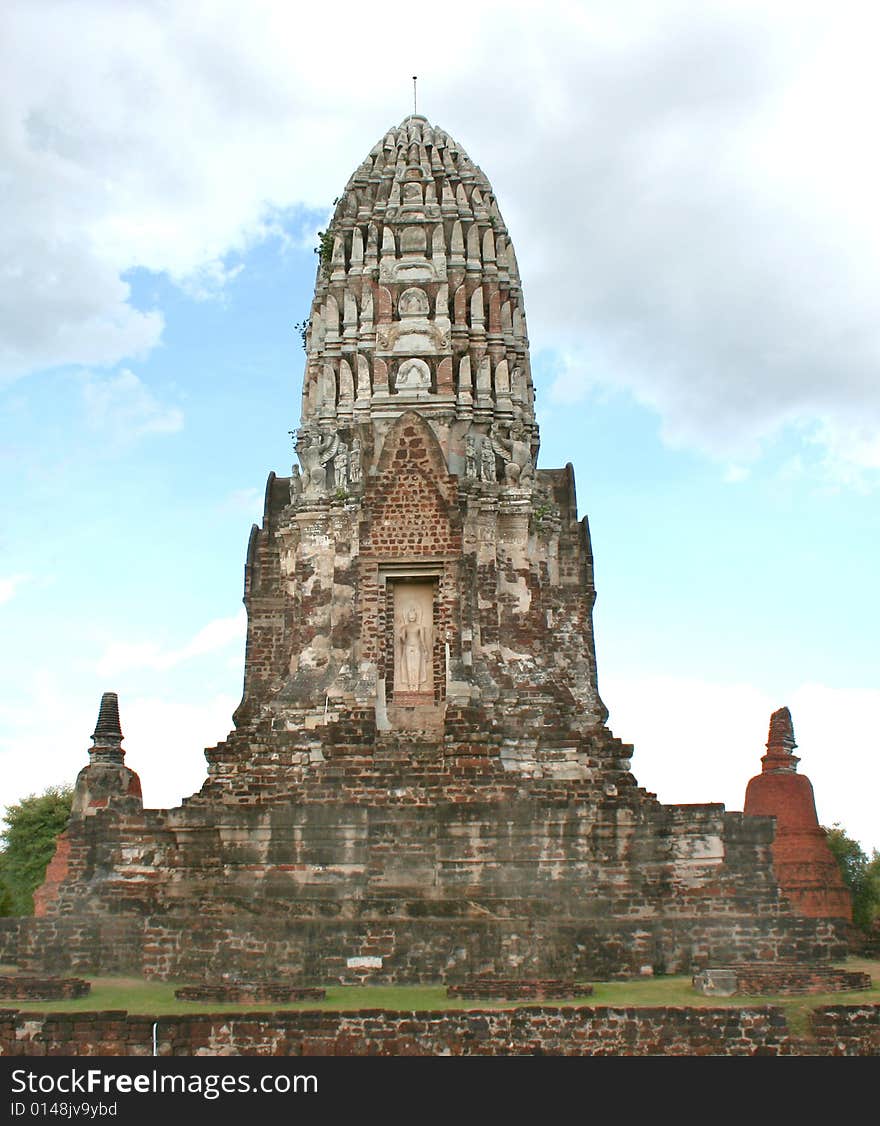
[[2, 958, 877, 1037]]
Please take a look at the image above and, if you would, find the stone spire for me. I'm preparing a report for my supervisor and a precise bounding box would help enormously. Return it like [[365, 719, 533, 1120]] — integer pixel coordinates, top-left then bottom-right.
[[292, 114, 537, 501], [71, 691, 142, 817], [760, 705, 800, 773], [90, 691, 124, 763]]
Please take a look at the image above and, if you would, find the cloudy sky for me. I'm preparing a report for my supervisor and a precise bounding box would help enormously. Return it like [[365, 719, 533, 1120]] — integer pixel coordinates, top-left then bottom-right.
[[1, 0, 877, 853]]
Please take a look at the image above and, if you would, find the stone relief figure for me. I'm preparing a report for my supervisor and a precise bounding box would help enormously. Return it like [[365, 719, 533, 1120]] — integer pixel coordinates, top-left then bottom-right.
[[296, 429, 339, 497], [398, 287, 430, 317], [289, 464, 302, 504], [395, 358, 431, 391], [402, 182, 424, 207], [349, 437, 363, 487], [464, 434, 478, 479], [396, 605, 431, 692], [295, 430, 322, 495], [491, 420, 534, 486], [334, 438, 349, 492], [480, 437, 496, 483]]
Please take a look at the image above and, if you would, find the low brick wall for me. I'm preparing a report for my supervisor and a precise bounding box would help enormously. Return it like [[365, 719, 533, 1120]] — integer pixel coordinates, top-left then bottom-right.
[[736, 965, 870, 996], [446, 979, 588, 1000], [810, 1005, 880, 1054], [0, 1004, 876, 1056], [0, 976, 90, 1000], [694, 963, 871, 996], [174, 985, 326, 1003]]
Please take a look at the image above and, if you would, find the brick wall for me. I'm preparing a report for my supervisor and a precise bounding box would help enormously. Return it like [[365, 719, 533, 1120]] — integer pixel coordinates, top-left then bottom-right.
[[0, 920, 22, 965], [1, 1005, 877, 1056]]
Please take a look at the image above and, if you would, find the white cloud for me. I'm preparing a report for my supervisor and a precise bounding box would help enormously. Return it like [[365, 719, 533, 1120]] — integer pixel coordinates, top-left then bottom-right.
[[2, 0, 879, 482], [95, 611, 246, 676], [0, 573, 30, 605], [176, 259, 245, 303], [603, 673, 879, 855], [223, 487, 264, 516], [122, 693, 239, 809], [81, 368, 183, 440]]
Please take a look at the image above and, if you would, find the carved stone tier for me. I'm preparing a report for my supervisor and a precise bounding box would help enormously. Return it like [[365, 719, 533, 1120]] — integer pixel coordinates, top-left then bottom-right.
[[295, 114, 537, 500]]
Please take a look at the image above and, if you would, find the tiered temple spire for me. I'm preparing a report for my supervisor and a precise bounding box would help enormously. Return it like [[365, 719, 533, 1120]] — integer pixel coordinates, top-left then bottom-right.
[[293, 115, 537, 501]]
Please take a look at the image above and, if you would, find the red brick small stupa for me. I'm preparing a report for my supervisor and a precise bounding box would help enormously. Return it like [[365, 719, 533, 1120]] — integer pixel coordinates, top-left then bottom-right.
[[744, 707, 851, 920]]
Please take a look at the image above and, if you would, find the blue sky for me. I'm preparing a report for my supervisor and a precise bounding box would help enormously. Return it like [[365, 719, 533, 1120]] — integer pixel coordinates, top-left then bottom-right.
[[1, 1, 877, 853]]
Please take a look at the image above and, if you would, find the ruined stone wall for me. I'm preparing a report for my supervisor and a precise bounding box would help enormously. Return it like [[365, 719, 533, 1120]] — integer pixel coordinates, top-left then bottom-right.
[[0, 920, 21, 965], [19, 789, 847, 982], [2, 1005, 877, 1057]]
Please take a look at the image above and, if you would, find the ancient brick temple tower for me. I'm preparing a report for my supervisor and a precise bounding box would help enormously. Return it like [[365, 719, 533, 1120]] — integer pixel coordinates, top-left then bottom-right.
[[26, 115, 848, 982]]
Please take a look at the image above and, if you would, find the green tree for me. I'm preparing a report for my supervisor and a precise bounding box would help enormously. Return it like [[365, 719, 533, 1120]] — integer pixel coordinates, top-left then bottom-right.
[[824, 824, 880, 932], [0, 786, 73, 915]]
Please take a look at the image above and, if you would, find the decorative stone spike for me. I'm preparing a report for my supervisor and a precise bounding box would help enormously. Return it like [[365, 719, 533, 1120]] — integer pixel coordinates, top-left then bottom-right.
[[355, 354, 371, 405], [330, 235, 346, 281], [359, 287, 374, 337], [320, 363, 337, 415], [324, 294, 340, 342], [365, 224, 379, 269], [435, 283, 449, 321], [457, 354, 473, 410], [470, 286, 485, 333], [338, 359, 354, 417], [450, 221, 465, 267], [501, 300, 513, 340], [343, 291, 358, 340], [350, 228, 364, 272], [476, 352, 492, 399], [494, 358, 511, 397], [482, 227, 496, 269]]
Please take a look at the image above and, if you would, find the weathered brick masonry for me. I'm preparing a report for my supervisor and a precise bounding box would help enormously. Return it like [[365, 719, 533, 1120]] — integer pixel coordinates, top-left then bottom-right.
[[1, 1005, 877, 1056], [22, 113, 849, 986], [0, 977, 90, 1001]]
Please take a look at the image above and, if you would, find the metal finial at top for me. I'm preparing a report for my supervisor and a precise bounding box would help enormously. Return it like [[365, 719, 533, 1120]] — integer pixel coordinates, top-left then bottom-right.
[[413, 75, 417, 115]]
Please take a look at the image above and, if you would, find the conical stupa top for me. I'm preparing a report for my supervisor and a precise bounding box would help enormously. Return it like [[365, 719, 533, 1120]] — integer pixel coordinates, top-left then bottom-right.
[[761, 705, 799, 772], [296, 114, 535, 449], [92, 691, 123, 743], [767, 706, 796, 753]]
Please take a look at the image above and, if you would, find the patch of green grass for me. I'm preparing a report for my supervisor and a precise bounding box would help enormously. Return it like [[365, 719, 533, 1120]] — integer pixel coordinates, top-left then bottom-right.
[[3, 959, 878, 1040]]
